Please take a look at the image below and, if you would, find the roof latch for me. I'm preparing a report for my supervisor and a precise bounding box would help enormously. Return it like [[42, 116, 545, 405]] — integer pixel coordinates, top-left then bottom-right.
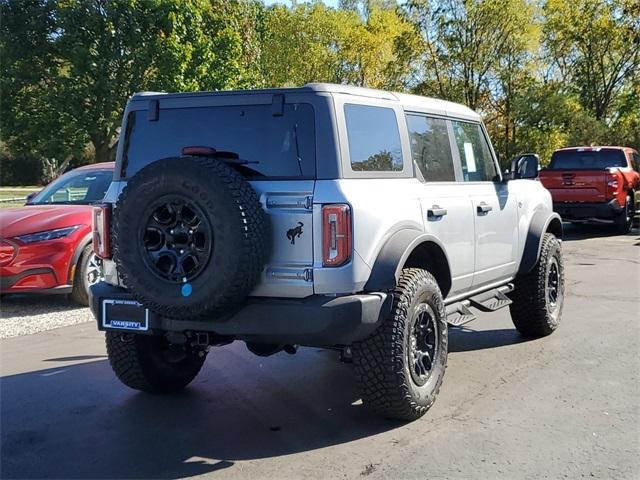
[[271, 94, 284, 117]]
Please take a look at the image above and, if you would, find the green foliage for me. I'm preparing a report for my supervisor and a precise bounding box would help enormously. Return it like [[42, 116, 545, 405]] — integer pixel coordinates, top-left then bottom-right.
[[1, 0, 638, 186], [1, 0, 253, 165], [544, 0, 640, 120]]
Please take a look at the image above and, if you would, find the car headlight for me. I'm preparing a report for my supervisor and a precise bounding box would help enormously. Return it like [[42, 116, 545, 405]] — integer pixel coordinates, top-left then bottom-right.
[[15, 225, 80, 243]]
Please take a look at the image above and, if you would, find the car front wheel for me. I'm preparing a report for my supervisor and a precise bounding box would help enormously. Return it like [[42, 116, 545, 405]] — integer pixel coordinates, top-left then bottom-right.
[[71, 244, 102, 305], [509, 233, 564, 337]]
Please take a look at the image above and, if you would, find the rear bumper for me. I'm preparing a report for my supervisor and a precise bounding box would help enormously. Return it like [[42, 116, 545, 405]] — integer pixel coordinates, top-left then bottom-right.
[[553, 199, 623, 221], [89, 282, 391, 347]]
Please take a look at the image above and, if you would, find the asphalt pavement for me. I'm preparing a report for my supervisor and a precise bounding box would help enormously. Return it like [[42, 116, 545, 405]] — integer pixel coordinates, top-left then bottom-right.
[[1, 224, 639, 479]]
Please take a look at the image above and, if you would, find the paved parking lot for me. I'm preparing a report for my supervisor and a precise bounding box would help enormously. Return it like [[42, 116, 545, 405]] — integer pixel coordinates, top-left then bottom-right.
[[1, 224, 639, 479]]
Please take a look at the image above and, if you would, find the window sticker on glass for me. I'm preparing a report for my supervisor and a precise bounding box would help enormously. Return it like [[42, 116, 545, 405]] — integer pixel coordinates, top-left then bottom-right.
[[464, 143, 477, 172]]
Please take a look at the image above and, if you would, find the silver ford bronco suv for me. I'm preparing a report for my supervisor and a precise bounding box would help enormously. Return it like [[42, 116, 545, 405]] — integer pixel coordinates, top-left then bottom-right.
[[90, 83, 564, 420]]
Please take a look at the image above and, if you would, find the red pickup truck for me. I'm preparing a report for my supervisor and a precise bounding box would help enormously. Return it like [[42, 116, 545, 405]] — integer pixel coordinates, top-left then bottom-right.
[[539, 146, 639, 233]]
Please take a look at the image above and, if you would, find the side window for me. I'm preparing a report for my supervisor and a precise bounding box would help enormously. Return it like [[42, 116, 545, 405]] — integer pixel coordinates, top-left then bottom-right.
[[406, 114, 456, 181], [451, 121, 499, 182], [344, 104, 403, 172], [632, 153, 639, 172]]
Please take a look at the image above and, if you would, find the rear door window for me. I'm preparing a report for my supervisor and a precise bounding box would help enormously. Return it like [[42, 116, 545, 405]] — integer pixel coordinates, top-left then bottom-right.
[[344, 104, 403, 172], [406, 114, 456, 181], [549, 149, 627, 170], [451, 121, 499, 182], [123, 103, 315, 178]]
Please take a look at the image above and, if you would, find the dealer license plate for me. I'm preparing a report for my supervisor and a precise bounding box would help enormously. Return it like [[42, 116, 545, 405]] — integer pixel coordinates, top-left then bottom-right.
[[102, 299, 149, 331]]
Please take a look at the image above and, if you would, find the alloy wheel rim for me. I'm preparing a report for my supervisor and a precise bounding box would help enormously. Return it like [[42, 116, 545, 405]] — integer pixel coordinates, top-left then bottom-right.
[[140, 196, 212, 284], [85, 252, 102, 288], [546, 256, 561, 311], [408, 303, 439, 386]]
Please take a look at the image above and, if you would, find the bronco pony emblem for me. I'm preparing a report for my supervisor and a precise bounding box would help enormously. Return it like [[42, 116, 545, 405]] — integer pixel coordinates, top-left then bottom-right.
[[286, 222, 304, 245]]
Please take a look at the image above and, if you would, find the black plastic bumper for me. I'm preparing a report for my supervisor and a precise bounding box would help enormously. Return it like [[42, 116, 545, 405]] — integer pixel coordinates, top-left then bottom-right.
[[89, 282, 391, 347], [553, 199, 623, 221]]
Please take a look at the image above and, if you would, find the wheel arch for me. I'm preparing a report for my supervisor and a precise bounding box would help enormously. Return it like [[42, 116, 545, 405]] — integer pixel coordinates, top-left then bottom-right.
[[518, 210, 563, 274], [364, 229, 453, 298], [68, 233, 93, 284]]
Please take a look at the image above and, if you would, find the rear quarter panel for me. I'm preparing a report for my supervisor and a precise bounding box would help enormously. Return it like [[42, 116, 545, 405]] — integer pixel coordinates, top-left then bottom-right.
[[312, 178, 425, 294]]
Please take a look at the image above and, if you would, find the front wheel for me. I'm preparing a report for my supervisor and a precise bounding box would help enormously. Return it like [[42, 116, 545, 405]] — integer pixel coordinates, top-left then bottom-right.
[[105, 332, 207, 393], [353, 268, 448, 421], [70, 245, 102, 305], [509, 233, 564, 338]]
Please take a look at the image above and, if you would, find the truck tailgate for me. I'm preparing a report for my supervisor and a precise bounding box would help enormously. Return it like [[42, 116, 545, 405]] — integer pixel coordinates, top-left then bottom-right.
[[539, 170, 608, 203]]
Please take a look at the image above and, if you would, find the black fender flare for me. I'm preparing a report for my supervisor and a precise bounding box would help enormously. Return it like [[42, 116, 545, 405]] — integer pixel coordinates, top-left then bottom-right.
[[518, 210, 563, 274], [67, 233, 93, 284], [364, 229, 451, 292]]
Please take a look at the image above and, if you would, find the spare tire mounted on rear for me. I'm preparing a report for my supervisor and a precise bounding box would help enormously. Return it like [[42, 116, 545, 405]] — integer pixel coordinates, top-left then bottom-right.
[[113, 156, 269, 319]]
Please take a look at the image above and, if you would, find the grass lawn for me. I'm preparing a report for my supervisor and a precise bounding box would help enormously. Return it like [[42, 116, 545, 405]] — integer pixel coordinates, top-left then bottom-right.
[[0, 186, 41, 209]]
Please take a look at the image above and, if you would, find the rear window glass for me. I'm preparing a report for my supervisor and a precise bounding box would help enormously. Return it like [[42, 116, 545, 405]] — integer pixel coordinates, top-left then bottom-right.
[[549, 149, 626, 170], [407, 114, 455, 181], [123, 103, 315, 178], [344, 104, 403, 172]]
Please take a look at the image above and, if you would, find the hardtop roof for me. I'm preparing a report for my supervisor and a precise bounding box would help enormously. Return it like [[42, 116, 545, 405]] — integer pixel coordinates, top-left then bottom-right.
[[132, 83, 480, 121]]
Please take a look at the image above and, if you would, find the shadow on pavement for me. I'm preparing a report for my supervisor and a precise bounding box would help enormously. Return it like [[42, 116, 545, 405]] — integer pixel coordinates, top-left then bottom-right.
[[562, 221, 638, 242], [0, 345, 401, 479], [0, 323, 535, 479], [448, 326, 528, 353]]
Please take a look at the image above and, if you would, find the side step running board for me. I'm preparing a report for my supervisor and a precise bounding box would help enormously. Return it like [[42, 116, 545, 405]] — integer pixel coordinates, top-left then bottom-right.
[[446, 303, 476, 327], [446, 284, 514, 326]]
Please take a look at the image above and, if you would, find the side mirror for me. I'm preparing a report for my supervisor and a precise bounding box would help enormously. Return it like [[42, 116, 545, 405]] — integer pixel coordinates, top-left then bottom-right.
[[25, 191, 39, 204], [510, 153, 539, 180]]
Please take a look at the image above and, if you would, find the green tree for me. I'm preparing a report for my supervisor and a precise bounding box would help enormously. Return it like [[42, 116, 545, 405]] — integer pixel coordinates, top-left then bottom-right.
[[1, 0, 251, 163], [406, 0, 538, 111], [260, 3, 356, 87], [544, 0, 640, 121], [261, 3, 419, 89]]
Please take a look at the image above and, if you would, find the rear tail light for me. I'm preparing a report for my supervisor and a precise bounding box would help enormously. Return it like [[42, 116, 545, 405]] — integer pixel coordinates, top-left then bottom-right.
[[607, 173, 619, 197], [93, 204, 111, 259], [322, 204, 352, 267]]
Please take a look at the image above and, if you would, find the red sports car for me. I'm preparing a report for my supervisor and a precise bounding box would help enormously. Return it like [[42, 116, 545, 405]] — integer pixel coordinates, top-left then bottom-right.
[[0, 162, 114, 304]]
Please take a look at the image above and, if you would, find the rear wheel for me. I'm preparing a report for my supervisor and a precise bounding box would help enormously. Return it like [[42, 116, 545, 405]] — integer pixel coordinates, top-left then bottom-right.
[[510, 233, 564, 337], [353, 268, 448, 421], [614, 193, 634, 234], [105, 332, 207, 393]]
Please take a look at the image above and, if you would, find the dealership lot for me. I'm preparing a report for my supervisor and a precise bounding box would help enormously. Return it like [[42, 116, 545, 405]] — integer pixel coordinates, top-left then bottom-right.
[[1, 224, 638, 479]]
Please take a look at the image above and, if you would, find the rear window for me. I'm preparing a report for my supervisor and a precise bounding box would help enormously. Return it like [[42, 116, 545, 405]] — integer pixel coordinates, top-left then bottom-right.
[[344, 104, 403, 172], [549, 149, 626, 170], [122, 103, 315, 178]]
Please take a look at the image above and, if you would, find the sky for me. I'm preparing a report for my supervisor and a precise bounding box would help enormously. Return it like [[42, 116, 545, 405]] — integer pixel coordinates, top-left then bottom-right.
[[263, 0, 340, 7]]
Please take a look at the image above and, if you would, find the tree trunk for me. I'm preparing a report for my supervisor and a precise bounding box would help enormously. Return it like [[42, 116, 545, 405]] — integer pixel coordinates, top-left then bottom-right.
[[92, 134, 117, 163]]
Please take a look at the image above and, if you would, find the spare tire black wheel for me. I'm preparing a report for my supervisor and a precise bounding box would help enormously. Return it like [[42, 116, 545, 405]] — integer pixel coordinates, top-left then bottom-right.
[[113, 156, 269, 319]]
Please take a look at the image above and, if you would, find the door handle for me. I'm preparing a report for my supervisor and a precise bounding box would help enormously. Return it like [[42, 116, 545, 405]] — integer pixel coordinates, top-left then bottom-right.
[[427, 206, 448, 218], [477, 202, 493, 214]]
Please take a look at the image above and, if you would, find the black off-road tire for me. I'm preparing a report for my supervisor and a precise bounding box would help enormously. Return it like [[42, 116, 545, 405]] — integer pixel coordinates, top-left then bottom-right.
[[353, 268, 448, 421], [113, 156, 269, 319], [614, 193, 634, 234], [509, 233, 564, 338], [105, 332, 206, 393]]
